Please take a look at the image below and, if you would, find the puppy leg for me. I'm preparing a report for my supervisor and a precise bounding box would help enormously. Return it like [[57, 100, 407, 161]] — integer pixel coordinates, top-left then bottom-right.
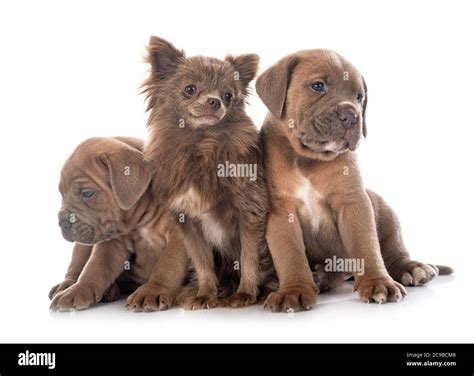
[[336, 190, 406, 304], [368, 189, 452, 286], [264, 200, 318, 312], [178, 224, 219, 310], [228, 224, 261, 308], [127, 229, 188, 312], [49, 243, 92, 299], [50, 240, 131, 311]]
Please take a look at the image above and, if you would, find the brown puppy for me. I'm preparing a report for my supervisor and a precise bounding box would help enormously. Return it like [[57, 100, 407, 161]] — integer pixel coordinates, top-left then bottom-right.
[[256, 50, 453, 312], [50, 137, 188, 311], [142, 36, 269, 309]]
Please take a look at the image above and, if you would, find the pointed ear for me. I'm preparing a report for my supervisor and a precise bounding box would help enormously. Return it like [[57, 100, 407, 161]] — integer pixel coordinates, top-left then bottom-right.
[[226, 53, 260, 92], [100, 146, 151, 210], [362, 77, 368, 138], [147, 36, 185, 79], [256, 55, 299, 119]]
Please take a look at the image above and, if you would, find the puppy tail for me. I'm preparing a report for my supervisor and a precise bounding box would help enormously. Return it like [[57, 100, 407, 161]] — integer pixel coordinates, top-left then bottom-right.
[[434, 264, 454, 275]]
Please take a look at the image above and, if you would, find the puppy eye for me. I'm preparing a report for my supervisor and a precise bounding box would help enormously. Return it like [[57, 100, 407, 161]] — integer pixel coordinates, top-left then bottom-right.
[[184, 85, 197, 96], [356, 93, 364, 103], [223, 92, 233, 103], [311, 81, 325, 92], [81, 190, 95, 199]]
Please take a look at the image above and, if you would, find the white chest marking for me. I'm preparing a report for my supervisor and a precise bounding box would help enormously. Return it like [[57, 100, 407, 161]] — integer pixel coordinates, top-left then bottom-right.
[[170, 187, 208, 216], [199, 212, 227, 248], [295, 177, 324, 232]]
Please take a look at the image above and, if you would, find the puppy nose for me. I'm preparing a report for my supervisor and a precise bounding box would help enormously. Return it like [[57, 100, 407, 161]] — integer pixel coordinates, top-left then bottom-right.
[[336, 106, 358, 129], [206, 97, 221, 110], [59, 219, 72, 232]]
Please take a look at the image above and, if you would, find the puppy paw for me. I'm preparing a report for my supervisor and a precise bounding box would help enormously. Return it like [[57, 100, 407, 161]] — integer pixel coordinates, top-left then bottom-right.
[[101, 282, 121, 302], [48, 278, 76, 300], [126, 282, 175, 312], [228, 292, 257, 308], [179, 294, 220, 311], [355, 274, 407, 303], [263, 285, 317, 313], [50, 283, 101, 311], [388, 258, 439, 286]]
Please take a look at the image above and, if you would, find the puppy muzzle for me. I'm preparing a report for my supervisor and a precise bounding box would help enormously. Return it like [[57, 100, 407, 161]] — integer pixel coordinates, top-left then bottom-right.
[[58, 210, 96, 244], [298, 105, 362, 153], [188, 95, 226, 127]]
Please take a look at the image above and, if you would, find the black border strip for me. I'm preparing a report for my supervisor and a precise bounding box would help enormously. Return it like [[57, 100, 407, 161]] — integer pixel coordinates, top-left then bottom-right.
[[0, 343, 473, 375]]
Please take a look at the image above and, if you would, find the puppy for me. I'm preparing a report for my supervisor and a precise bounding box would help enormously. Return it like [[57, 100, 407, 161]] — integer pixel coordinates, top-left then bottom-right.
[[256, 50, 453, 312], [50, 137, 188, 311], [142, 36, 269, 309]]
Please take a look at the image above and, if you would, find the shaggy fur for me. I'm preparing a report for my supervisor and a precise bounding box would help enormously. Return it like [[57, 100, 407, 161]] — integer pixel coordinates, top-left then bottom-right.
[[142, 36, 270, 309]]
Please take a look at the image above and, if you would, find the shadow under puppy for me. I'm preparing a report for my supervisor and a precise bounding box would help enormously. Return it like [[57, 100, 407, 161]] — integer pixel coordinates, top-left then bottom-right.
[[50, 137, 188, 311], [256, 50, 453, 312], [142, 36, 269, 309]]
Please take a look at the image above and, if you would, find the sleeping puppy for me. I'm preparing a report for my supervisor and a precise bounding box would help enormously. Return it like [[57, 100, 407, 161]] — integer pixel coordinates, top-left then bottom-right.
[[142, 36, 269, 309], [256, 50, 453, 312], [50, 137, 188, 311]]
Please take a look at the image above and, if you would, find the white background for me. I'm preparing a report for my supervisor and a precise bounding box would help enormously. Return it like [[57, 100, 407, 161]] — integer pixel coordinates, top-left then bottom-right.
[[0, 0, 473, 343]]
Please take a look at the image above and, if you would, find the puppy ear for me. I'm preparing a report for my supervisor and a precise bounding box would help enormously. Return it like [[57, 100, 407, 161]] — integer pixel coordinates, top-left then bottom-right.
[[256, 55, 299, 118], [147, 36, 185, 79], [100, 146, 151, 210], [362, 77, 368, 138], [225, 54, 260, 91], [142, 36, 185, 112]]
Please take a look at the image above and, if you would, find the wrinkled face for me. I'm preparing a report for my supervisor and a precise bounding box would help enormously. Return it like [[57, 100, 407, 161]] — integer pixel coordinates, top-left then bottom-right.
[[287, 51, 366, 159], [167, 57, 243, 128], [57, 138, 151, 245], [57, 164, 121, 244]]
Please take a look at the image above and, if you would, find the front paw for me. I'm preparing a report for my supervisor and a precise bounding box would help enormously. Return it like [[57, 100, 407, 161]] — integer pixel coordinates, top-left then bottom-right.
[[355, 274, 407, 303], [48, 278, 76, 300], [228, 292, 257, 308], [263, 284, 317, 313], [126, 282, 175, 312], [178, 293, 220, 311], [50, 283, 101, 311]]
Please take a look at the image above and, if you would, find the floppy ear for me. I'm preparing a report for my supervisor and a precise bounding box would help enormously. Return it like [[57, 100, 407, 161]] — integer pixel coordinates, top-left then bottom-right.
[[100, 146, 152, 210], [147, 36, 185, 80], [362, 77, 368, 138], [225, 54, 260, 92], [256, 55, 299, 118]]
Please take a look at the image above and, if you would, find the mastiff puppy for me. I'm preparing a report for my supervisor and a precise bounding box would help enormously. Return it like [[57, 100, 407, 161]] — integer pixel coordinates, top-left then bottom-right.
[[50, 137, 188, 311], [256, 50, 453, 312]]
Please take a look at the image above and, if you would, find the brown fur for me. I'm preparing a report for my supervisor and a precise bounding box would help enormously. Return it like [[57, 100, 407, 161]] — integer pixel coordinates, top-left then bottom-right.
[[49, 137, 188, 311], [256, 50, 453, 312], [142, 36, 270, 309]]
